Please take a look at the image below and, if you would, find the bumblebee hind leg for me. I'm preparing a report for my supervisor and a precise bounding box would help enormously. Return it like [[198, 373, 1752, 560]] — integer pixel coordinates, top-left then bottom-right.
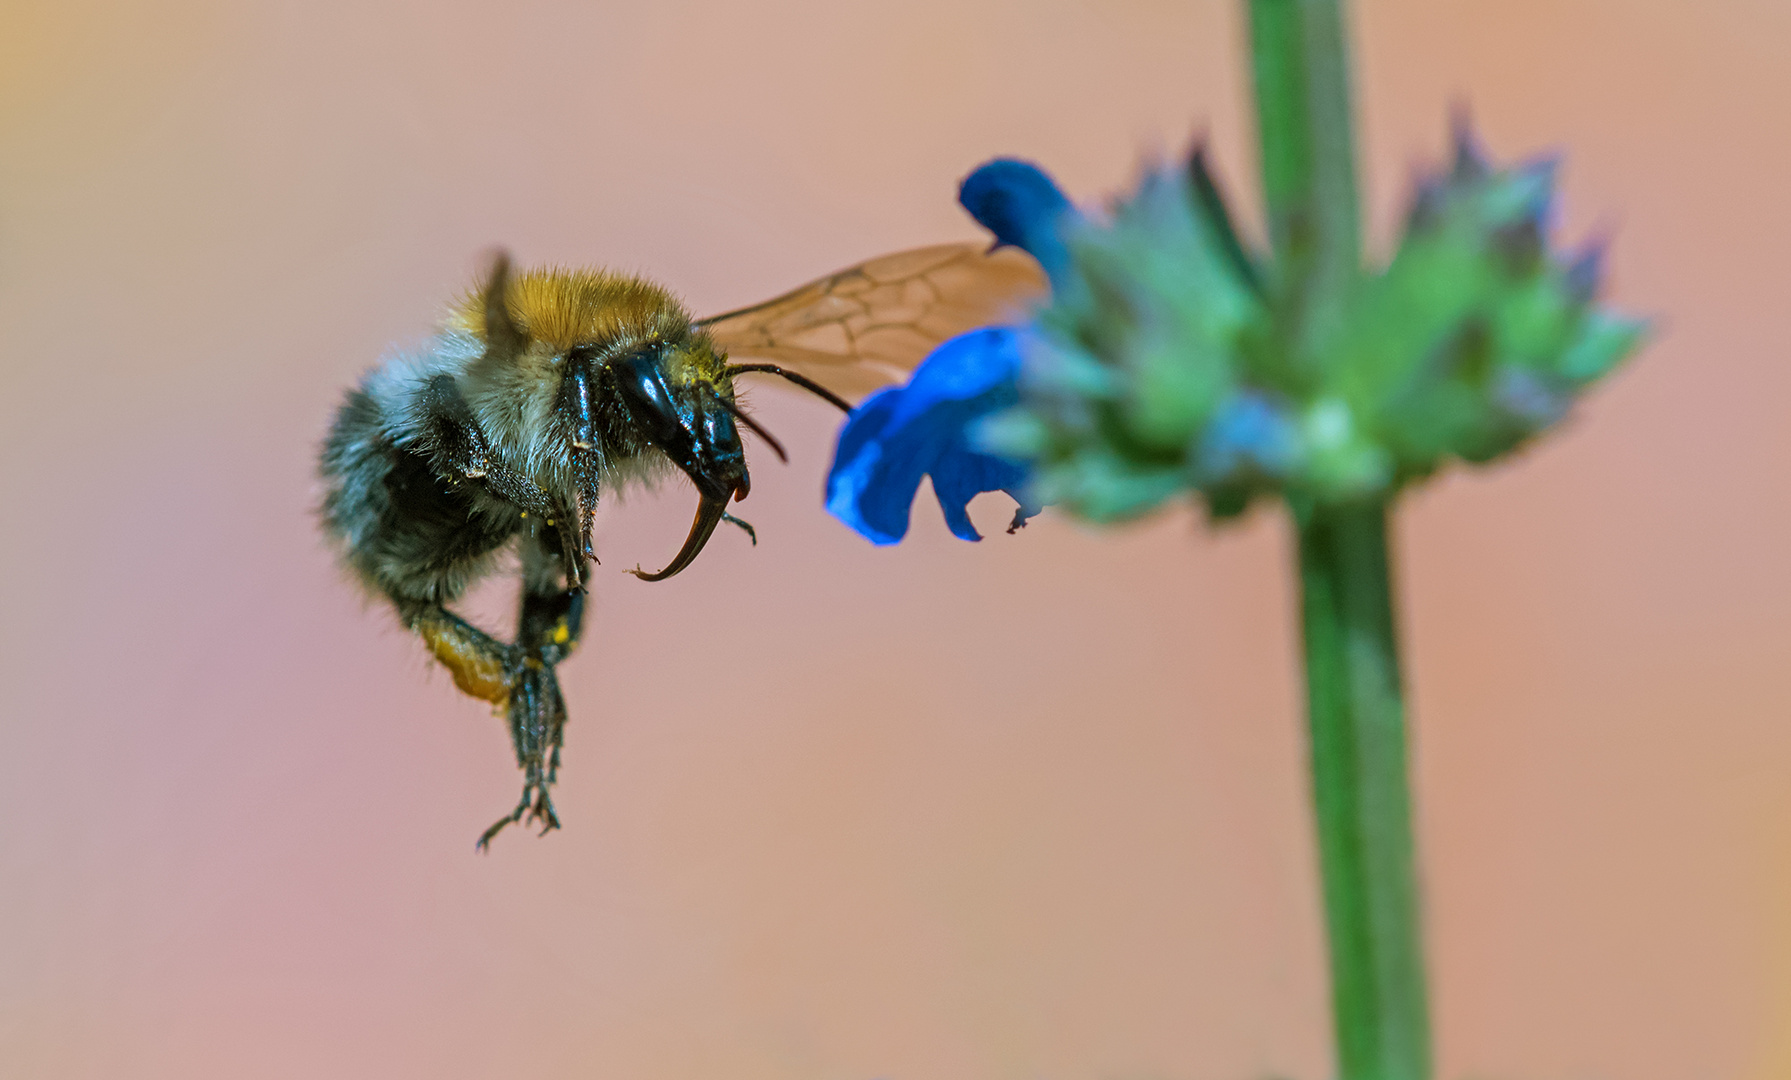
[[400, 598, 562, 851], [475, 539, 589, 850], [405, 604, 515, 704]]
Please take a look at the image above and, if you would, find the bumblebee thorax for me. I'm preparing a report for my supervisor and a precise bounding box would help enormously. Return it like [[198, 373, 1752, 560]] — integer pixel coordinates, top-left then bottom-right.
[[449, 265, 693, 359]]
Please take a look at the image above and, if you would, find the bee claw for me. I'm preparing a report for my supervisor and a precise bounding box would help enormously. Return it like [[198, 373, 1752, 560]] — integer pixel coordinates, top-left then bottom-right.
[[475, 814, 514, 852]]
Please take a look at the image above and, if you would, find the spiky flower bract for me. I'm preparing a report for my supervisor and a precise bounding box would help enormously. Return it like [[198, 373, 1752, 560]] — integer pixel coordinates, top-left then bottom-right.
[[986, 125, 1645, 523]]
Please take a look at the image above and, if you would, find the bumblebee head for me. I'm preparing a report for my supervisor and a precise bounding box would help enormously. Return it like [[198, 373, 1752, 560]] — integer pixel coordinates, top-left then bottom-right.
[[600, 338, 783, 581], [601, 342, 743, 497]]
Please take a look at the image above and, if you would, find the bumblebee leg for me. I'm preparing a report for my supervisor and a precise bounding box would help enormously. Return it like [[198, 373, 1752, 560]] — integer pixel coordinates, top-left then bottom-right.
[[418, 375, 549, 510], [418, 374, 596, 588], [476, 657, 565, 849], [400, 599, 566, 851], [475, 542, 591, 849], [721, 512, 757, 545]]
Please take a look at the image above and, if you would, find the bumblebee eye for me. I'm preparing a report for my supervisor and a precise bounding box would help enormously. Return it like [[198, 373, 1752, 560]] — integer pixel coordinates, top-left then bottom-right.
[[610, 353, 681, 441], [612, 352, 716, 487]]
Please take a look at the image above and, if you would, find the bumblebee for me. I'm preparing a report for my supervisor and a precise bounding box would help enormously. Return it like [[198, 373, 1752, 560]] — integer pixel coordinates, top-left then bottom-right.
[[319, 243, 1044, 847]]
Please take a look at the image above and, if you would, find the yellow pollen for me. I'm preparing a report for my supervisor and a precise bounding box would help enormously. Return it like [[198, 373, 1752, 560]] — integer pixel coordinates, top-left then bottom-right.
[[552, 622, 570, 645]]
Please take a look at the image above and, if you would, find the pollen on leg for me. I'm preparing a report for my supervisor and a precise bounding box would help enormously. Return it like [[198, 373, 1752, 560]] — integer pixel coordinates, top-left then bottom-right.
[[418, 621, 509, 703]]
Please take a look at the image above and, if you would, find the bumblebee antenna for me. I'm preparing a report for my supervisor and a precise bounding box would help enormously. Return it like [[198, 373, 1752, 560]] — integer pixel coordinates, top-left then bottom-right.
[[723, 364, 853, 413], [478, 251, 528, 358], [713, 394, 788, 463]]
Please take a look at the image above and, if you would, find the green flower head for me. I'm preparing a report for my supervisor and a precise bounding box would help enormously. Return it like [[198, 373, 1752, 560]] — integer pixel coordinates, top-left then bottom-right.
[[985, 123, 1646, 523]]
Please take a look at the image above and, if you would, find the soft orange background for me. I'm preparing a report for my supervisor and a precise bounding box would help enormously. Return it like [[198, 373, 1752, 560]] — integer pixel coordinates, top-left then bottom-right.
[[2, 1, 1787, 1077]]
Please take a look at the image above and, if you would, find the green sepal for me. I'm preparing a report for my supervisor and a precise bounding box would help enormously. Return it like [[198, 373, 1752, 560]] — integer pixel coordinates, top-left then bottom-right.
[[1560, 311, 1648, 384], [1028, 448, 1189, 523]]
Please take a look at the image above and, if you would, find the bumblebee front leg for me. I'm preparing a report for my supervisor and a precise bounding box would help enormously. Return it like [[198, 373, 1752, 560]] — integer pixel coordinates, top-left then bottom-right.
[[419, 374, 593, 589], [419, 375, 552, 513], [475, 539, 591, 850]]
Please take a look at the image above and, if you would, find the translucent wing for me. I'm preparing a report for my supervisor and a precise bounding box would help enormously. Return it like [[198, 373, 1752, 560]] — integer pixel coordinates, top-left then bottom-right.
[[700, 242, 1048, 402]]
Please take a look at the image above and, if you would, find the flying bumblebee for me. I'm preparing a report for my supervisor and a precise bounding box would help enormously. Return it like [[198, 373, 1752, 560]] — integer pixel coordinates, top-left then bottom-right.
[[319, 242, 1045, 847]]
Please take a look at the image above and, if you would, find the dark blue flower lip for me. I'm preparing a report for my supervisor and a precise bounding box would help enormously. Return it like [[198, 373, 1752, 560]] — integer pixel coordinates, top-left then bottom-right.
[[823, 159, 1076, 545], [957, 159, 1078, 287]]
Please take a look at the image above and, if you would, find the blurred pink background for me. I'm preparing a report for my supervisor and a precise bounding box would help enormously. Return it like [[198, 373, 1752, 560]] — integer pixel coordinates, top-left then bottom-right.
[[3, 1, 1789, 1077]]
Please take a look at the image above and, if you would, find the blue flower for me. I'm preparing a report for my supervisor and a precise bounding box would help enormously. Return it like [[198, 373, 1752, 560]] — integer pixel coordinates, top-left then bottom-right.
[[824, 159, 1075, 544], [826, 327, 1037, 543]]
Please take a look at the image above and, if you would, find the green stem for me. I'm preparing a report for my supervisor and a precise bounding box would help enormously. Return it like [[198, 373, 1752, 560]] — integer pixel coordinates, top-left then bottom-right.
[[1248, 0, 1361, 352], [1249, 4, 1432, 1078], [1295, 500, 1430, 1080]]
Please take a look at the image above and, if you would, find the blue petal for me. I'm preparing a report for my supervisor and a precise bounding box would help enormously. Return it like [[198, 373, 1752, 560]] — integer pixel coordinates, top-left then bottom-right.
[[827, 328, 1033, 544], [958, 159, 1078, 288]]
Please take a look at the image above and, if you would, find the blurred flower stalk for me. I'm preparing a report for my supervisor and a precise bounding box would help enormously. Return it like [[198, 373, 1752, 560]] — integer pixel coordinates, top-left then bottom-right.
[[828, 2, 1643, 1077]]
